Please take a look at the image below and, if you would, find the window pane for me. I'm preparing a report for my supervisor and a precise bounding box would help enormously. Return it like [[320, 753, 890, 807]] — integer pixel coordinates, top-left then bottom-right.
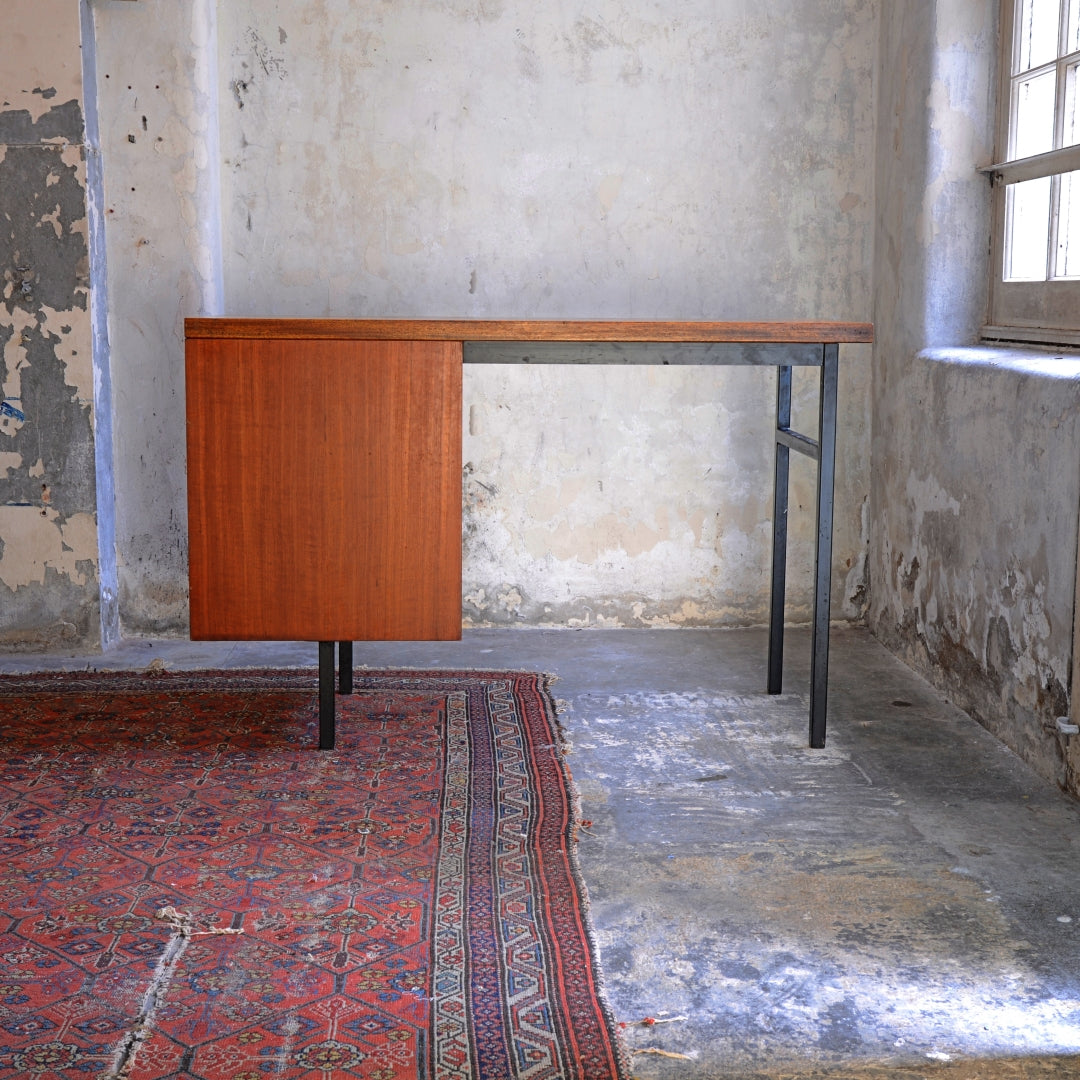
[[1066, 59, 1080, 146], [1017, 0, 1062, 72], [1005, 175, 1052, 280], [1056, 170, 1080, 277], [1012, 69, 1059, 157], [1068, 0, 1080, 53]]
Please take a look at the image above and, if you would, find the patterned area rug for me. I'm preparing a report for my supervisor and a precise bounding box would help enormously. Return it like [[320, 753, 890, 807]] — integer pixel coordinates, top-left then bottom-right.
[[0, 669, 627, 1080]]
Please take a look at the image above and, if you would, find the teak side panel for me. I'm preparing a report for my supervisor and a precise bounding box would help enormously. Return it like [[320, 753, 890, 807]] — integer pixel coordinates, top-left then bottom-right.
[[186, 338, 462, 641]]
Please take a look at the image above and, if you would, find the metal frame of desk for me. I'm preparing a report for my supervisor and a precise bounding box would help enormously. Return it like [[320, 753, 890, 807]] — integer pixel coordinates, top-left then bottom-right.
[[184, 319, 873, 751]]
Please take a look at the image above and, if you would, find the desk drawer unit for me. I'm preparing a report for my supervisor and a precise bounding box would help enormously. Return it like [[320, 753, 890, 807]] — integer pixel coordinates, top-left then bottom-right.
[[186, 335, 462, 643]]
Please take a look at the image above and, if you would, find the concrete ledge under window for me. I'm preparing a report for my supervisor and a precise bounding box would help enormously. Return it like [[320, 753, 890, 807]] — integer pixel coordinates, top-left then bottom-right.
[[922, 344, 1080, 380], [885, 343, 1080, 793]]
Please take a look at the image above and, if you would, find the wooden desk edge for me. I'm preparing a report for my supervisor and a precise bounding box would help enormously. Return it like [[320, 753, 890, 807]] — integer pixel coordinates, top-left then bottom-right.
[[185, 318, 874, 345]]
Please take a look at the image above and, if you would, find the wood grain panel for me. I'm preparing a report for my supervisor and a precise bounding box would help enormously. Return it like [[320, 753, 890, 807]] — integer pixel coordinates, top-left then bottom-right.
[[186, 318, 874, 344], [186, 338, 462, 641]]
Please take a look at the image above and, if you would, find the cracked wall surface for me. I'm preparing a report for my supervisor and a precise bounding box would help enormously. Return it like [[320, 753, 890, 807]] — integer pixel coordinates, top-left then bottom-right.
[[89, 0, 874, 635], [872, 351, 1080, 789], [872, 1, 1080, 795], [0, 1, 99, 650]]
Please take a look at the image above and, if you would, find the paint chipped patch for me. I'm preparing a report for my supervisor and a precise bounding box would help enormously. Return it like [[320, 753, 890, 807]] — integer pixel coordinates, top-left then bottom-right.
[[39, 301, 94, 406], [1, 94, 99, 643], [0, 507, 98, 589], [496, 586, 524, 617]]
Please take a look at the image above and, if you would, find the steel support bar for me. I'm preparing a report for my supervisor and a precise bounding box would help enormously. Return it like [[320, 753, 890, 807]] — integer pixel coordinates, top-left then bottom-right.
[[463, 341, 824, 366], [318, 641, 335, 750], [767, 365, 793, 696], [776, 428, 820, 459], [338, 640, 353, 695], [809, 344, 839, 748]]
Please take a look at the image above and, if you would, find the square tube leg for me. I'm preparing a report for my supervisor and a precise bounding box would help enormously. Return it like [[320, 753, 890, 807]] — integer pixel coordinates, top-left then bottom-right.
[[809, 344, 839, 748], [768, 365, 793, 695]]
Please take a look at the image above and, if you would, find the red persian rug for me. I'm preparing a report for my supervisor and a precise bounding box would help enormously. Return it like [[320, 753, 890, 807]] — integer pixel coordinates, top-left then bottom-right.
[[0, 669, 627, 1080]]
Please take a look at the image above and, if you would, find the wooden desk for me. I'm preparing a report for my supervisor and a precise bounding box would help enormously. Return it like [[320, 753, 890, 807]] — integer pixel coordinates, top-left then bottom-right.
[[185, 319, 873, 749]]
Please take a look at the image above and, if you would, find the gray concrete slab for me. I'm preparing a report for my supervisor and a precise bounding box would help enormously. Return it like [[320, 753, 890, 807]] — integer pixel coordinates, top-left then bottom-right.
[[4, 626, 1080, 1077]]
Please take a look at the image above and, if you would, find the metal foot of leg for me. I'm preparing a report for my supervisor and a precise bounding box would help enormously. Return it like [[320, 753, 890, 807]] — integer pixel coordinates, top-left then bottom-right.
[[338, 640, 353, 695], [318, 641, 335, 750]]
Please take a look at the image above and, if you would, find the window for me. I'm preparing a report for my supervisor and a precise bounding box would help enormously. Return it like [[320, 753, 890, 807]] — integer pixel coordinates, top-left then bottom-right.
[[986, 0, 1080, 344]]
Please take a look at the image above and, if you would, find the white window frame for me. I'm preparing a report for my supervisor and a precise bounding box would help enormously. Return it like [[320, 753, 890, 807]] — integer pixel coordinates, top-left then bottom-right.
[[984, 0, 1080, 346]]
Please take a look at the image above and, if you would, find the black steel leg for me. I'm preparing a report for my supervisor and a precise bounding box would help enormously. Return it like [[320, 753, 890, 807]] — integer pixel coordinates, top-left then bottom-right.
[[768, 365, 793, 695], [809, 344, 839, 748], [338, 640, 353, 695], [318, 641, 335, 750]]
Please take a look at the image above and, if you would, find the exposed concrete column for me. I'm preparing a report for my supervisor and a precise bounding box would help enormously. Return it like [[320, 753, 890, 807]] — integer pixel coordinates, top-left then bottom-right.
[[80, 0, 118, 648], [191, 0, 226, 316]]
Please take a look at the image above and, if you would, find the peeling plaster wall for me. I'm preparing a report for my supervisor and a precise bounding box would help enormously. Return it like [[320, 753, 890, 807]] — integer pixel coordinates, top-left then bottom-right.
[[91, 0, 875, 635], [872, 351, 1080, 787], [0, 1, 100, 649], [872, 2, 1080, 793]]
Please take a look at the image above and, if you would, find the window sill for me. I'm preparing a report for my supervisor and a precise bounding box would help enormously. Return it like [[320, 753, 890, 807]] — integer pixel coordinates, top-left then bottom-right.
[[922, 344, 1080, 381], [982, 325, 1080, 350]]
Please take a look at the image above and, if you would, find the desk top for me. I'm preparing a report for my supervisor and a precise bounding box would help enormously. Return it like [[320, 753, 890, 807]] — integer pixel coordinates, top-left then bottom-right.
[[185, 318, 873, 344]]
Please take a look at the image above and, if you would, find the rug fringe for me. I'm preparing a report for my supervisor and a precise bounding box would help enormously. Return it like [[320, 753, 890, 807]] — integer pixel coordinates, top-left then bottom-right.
[[539, 672, 636, 1080], [155, 906, 245, 938]]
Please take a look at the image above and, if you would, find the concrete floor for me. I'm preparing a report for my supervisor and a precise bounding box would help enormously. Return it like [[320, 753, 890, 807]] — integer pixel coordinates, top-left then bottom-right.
[[4, 625, 1080, 1079]]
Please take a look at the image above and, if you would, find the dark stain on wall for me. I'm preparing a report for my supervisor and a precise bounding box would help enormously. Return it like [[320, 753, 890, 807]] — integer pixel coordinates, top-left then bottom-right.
[[2, 139, 89, 315], [876, 550, 1075, 798], [2, 322, 95, 510], [0, 98, 83, 143]]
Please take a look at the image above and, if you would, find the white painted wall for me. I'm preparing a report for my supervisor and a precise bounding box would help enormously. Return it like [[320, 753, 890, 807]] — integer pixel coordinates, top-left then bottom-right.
[[90, 0, 223, 632], [88, 0, 875, 634]]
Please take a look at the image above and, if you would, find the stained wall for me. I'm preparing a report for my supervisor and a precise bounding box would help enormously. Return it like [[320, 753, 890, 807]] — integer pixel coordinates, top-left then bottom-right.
[[87, 0, 876, 637], [872, 1, 1080, 791], [0, 1, 100, 649]]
